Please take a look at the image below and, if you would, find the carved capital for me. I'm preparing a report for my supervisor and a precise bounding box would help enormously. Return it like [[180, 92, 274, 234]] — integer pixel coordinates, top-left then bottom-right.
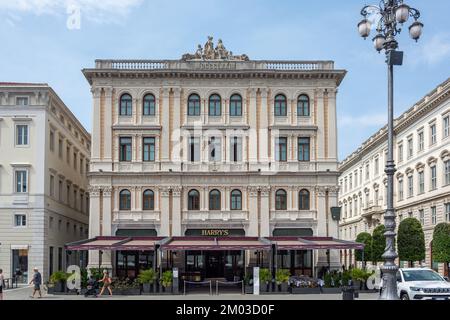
[[102, 186, 113, 197], [88, 186, 101, 197], [171, 186, 182, 197], [259, 186, 271, 197], [160, 186, 171, 197], [91, 87, 102, 99], [247, 186, 260, 197]]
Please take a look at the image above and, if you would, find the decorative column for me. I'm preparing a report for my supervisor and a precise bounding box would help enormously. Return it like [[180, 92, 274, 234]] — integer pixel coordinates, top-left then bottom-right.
[[171, 187, 182, 236], [248, 88, 258, 165], [247, 187, 259, 236], [91, 88, 102, 162], [101, 186, 113, 270], [87, 186, 101, 270], [160, 88, 171, 164], [315, 186, 329, 268], [327, 88, 338, 162], [104, 88, 113, 163], [172, 88, 181, 168], [260, 186, 270, 237], [316, 90, 325, 161], [259, 88, 269, 164], [160, 187, 171, 236]]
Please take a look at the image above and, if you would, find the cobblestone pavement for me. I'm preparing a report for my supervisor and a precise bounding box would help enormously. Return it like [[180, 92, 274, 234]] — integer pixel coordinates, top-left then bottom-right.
[[3, 286, 378, 300]]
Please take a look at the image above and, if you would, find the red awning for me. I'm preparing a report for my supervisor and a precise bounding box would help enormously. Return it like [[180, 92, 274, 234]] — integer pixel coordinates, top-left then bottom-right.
[[66, 236, 164, 251], [268, 237, 365, 250], [160, 237, 271, 251]]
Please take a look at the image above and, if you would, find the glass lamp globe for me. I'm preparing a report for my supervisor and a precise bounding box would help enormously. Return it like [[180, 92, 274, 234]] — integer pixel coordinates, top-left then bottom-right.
[[395, 4, 410, 24], [373, 34, 386, 51], [358, 19, 371, 39], [409, 21, 424, 41]]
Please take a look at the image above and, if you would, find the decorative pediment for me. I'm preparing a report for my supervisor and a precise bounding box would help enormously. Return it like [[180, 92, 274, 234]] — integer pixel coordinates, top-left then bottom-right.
[[182, 36, 250, 61], [440, 149, 450, 161], [427, 156, 437, 167], [415, 162, 425, 172]]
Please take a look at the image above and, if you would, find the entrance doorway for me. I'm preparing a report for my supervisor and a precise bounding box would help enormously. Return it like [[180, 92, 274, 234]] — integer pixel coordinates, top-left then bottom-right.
[[185, 251, 244, 280], [205, 252, 224, 278], [12, 249, 28, 283]]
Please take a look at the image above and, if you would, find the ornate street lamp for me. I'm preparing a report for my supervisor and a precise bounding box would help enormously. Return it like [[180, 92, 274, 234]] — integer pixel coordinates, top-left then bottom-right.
[[357, 0, 423, 300]]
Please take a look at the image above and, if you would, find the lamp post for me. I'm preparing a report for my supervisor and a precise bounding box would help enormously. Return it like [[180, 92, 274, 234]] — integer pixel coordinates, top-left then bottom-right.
[[357, 0, 423, 300]]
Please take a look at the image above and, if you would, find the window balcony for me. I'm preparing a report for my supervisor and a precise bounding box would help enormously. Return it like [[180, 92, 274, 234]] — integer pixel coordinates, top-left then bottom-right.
[[182, 210, 249, 222], [270, 210, 317, 221], [362, 204, 384, 224], [113, 210, 161, 222]]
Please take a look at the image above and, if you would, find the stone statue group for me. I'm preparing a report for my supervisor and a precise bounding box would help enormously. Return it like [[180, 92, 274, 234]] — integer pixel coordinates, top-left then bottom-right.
[[182, 36, 249, 61]]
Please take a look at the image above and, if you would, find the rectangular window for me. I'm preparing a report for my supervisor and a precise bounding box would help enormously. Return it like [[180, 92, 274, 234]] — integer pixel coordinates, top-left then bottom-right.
[[189, 137, 200, 162], [73, 190, 77, 210], [444, 115, 450, 138], [14, 214, 26, 227], [15, 170, 28, 193], [374, 157, 379, 176], [430, 124, 437, 145], [275, 137, 287, 162], [58, 138, 63, 158], [445, 203, 450, 222], [354, 172, 358, 187], [16, 125, 29, 145], [431, 206, 437, 225], [418, 171, 424, 194], [298, 137, 310, 161], [419, 209, 425, 225], [418, 131, 424, 151], [408, 175, 414, 197], [398, 179, 404, 201], [349, 174, 353, 190], [50, 175, 55, 197], [58, 247, 63, 271], [58, 180, 63, 202], [398, 144, 403, 163], [66, 185, 71, 206], [49, 247, 54, 276], [73, 152, 77, 170], [66, 146, 71, 164], [445, 160, 450, 185], [365, 163, 370, 181], [407, 137, 413, 159], [209, 137, 222, 162], [143, 137, 156, 162], [119, 137, 132, 162], [230, 137, 242, 162], [431, 166, 437, 190], [80, 158, 83, 174], [16, 97, 29, 106], [49, 130, 55, 152], [49, 217, 54, 229]]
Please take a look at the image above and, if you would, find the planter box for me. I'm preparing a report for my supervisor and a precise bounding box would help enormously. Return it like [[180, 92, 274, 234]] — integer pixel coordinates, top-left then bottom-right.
[[291, 287, 321, 294], [322, 288, 342, 294], [277, 283, 289, 293], [115, 288, 141, 296], [245, 286, 253, 294], [142, 283, 155, 294]]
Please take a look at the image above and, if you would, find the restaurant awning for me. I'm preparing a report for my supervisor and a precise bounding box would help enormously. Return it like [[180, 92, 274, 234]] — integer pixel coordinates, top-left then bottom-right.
[[66, 236, 165, 251], [160, 237, 272, 251], [267, 237, 365, 250]]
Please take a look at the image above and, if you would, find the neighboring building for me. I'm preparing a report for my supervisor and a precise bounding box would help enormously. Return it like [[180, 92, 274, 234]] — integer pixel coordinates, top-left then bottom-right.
[[0, 83, 91, 282], [338, 78, 450, 276], [80, 38, 350, 280]]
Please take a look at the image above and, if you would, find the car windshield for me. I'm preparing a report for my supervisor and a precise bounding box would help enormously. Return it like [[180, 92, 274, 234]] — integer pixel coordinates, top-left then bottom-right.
[[402, 270, 443, 282]]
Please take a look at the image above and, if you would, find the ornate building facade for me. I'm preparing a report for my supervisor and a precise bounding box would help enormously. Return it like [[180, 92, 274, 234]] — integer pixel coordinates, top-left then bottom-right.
[[338, 78, 450, 275], [83, 39, 347, 278], [0, 83, 90, 281]]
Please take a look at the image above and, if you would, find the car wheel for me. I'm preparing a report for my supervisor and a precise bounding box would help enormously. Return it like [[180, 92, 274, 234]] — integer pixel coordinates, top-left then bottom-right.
[[400, 293, 410, 300]]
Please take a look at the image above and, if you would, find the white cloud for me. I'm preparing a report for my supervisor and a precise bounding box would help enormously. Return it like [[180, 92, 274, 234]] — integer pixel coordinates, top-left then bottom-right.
[[0, 0, 143, 23], [339, 114, 386, 127]]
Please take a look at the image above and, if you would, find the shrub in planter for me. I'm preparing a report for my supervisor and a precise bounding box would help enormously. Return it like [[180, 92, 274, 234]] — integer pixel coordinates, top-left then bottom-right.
[[138, 269, 157, 293], [259, 268, 272, 292], [275, 269, 290, 293], [50, 271, 69, 293], [160, 270, 173, 293]]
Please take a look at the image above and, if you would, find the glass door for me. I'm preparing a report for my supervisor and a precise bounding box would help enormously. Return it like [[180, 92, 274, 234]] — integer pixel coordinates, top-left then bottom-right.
[[12, 249, 28, 283]]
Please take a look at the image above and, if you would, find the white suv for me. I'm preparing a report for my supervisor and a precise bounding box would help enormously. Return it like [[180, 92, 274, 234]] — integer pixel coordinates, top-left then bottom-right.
[[397, 268, 450, 300]]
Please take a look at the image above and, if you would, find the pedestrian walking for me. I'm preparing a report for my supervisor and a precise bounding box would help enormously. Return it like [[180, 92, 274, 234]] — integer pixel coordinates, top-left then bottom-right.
[[29, 267, 42, 298], [318, 278, 325, 293], [379, 272, 384, 296], [98, 270, 113, 296], [0, 269, 5, 300]]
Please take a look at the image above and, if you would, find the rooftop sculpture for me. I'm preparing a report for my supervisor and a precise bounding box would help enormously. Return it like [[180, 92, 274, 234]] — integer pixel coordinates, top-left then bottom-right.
[[182, 36, 249, 61]]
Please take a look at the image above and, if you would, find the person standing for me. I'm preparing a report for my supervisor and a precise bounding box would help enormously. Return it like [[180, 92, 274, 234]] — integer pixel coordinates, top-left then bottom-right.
[[0, 269, 5, 300], [29, 267, 42, 298], [98, 270, 113, 296]]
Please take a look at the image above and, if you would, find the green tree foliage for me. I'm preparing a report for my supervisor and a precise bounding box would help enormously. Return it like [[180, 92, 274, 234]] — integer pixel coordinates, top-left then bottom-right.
[[355, 232, 372, 264], [372, 225, 386, 263], [398, 218, 425, 266], [432, 223, 450, 264]]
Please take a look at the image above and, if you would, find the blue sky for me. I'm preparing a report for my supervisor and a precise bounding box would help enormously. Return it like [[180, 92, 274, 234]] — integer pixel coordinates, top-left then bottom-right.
[[1, 0, 449, 160]]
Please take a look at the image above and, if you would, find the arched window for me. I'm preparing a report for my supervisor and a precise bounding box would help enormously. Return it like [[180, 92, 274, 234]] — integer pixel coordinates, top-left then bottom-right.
[[188, 189, 200, 210], [297, 95, 310, 116], [229, 94, 242, 116], [143, 189, 154, 210], [119, 189, 131, 210], [209, 189, 221, 210], [188, 94, 201, 116], [143, 94, 156, 116], [209, 94, 222, 116], [274, 94, 287, 116], [275, 189, 287, 210], [230, 189, 242, 210], [299, 189, 310, 210], [120, 94, 132, 116]]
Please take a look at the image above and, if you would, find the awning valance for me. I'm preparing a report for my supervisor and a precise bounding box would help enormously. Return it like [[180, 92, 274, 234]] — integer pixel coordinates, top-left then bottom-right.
[[66, 236, 164, 251], [160, 237, 272, 251], [267, 237, 365, 250]]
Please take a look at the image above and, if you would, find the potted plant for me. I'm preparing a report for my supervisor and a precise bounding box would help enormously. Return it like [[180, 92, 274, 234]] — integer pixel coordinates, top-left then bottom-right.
[[160, 270, 173, 294], [138, 269, 157, 294], [351, 268, 365, 290], [322, 272, 341, 294], [244, 274, 253, 294], [125, 279, 141, 295], [49, 271, 69, 293], [275, 269, 290, 293], [291, 278, 321, 294], [259, 268, 272, 293]]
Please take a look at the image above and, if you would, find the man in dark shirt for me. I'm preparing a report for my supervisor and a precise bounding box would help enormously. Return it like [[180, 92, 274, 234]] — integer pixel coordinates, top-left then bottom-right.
[[30, 267, 42, 298]]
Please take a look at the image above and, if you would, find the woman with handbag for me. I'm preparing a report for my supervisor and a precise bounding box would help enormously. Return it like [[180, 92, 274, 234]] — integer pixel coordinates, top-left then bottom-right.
[[98, 270, 113, 296]]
